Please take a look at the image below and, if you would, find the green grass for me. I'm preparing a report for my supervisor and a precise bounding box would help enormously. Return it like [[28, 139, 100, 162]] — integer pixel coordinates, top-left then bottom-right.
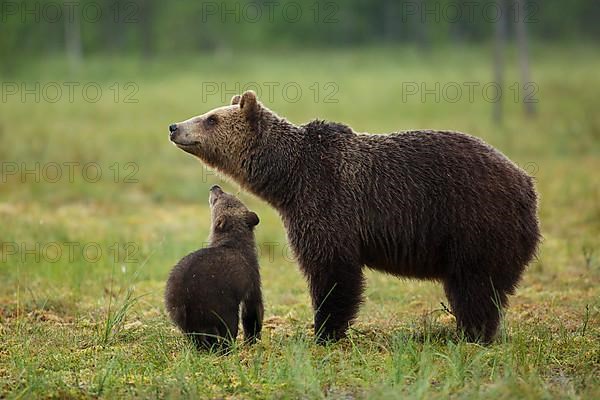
[[1, 46, 599, 399]]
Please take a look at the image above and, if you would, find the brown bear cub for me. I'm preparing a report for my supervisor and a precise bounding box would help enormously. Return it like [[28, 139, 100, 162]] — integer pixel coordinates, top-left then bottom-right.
[[165, 185, 263, 350], [168, 91, 540, 344]]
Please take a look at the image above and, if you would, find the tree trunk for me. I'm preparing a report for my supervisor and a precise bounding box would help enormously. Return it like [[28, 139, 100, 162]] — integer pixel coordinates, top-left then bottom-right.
[[139, 0, 154, 59], [416, 0, 429, 51], [493, 0, 507, 124], [64, 2, 83, 73], [515, 0, 535, 117]]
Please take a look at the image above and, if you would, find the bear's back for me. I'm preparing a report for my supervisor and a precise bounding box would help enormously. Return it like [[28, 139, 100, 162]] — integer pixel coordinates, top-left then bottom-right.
[[165, 246, 252, 330]]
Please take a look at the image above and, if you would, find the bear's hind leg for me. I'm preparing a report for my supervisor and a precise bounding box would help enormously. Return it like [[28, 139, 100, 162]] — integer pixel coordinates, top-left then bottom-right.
[[188, 312, 239, 352], [187, 327, 220, 351], [443, 272, 509, 343], [216, 312, 239, 350], [305, 261, 365, 343]]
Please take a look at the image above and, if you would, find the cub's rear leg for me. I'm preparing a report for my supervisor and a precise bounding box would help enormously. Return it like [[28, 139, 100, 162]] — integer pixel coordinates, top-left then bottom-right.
[[188, 312, 240, 352], [187, 327, 220, 351], [216, 313, 240, 351]]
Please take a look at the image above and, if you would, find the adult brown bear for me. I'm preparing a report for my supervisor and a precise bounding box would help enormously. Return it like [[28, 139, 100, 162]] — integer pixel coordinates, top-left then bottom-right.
[[168, 91, 540, 343]]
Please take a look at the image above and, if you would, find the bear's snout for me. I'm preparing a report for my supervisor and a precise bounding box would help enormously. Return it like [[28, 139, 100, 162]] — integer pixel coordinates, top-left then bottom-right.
[[208, 185, 223, 206]]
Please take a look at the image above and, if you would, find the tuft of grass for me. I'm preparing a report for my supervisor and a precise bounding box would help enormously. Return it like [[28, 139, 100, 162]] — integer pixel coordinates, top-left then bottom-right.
[[99, 286, 140, 347]]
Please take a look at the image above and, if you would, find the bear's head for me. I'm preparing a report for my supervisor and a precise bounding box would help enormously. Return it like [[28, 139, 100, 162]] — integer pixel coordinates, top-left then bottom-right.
[[208, 185, 259, 238], [168, 90, 263, 182]]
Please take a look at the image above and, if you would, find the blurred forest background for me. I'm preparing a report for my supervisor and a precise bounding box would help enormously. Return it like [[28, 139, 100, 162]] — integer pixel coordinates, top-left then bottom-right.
[[1, 0, 600, 62]]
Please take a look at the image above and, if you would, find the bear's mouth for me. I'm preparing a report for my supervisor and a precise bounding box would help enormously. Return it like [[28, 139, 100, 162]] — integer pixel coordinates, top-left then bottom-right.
[[171, 138, 200, 148], [172, 140, 202, 156]]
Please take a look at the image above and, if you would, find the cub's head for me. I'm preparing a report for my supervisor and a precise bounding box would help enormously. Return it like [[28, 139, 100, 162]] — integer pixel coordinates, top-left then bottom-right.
[[208, 185, 259, 238], [168, 90, 262, 181]]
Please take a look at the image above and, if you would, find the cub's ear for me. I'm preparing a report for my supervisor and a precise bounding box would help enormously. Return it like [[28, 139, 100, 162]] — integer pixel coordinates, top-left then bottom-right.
[[230, 94, 241, 105], [245, 211, 259, 228], [214, 216, 229, 232], [239, 90, 258, 116]]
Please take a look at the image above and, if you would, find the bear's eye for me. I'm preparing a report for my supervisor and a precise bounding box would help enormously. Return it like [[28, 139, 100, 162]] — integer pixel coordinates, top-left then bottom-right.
[[205, 115, 218, 127]]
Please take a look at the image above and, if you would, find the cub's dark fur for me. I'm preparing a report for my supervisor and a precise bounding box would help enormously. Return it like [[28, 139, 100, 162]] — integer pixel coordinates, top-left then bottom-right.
[[169, 91, 541, 343], [165, 185, 263, 350]]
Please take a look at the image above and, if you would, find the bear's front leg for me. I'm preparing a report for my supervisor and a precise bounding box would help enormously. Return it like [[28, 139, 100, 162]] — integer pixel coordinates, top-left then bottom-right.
[[241, 284, 264, 343], [305, 262, 365, 343]]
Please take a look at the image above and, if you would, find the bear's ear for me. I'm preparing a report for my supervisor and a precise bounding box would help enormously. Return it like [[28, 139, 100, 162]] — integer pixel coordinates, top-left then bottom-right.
[[230, 95, 241, 105], [214, 216, 229, 232], [245, 211, 259, 228], [239, 90, 258, 116]]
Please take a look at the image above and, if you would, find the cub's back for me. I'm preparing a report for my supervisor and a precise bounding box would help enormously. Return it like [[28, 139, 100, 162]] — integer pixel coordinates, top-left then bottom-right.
[[165, 247, 252, 328]]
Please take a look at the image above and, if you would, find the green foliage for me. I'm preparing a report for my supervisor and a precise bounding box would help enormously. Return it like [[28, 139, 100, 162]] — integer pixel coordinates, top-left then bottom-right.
[[1, 0, 599, 71]]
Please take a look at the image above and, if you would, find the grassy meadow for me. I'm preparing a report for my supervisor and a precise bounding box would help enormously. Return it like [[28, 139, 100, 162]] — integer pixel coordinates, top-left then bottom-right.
[[0, 46, 599, 398]]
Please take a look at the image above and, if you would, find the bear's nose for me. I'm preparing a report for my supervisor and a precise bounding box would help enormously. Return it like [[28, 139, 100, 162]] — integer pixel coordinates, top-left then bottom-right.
[[169, 124, 178, 133], [210, 185, 222, 193]]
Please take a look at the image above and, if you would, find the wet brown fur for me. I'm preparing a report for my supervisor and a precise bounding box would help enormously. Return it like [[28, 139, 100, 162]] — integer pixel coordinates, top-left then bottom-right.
[[169, 91, 541, 343], [164, 186, 263, 350]]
